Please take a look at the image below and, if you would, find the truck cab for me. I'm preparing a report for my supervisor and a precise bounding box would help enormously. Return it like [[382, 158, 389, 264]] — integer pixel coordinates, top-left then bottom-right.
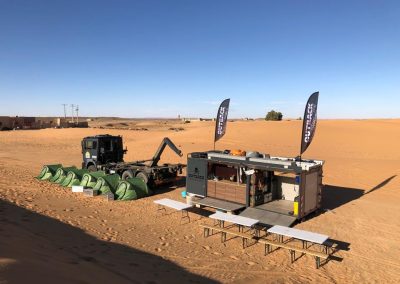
[[81, 135, 125, 171]]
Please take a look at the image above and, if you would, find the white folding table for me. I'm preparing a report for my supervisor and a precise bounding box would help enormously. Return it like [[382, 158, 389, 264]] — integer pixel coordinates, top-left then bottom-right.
[[154, 198, 193, 224], [209, 211, 260, 235], [207, 211, 260, 245], [267, 225, 329, 252], [209, 211, 259, 227]]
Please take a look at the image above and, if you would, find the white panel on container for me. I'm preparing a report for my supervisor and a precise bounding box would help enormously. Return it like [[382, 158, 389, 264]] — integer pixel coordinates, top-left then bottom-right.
[[276, 176, 299, 201]]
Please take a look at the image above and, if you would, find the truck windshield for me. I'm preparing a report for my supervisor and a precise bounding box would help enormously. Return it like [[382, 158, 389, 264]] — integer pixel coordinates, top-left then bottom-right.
[[85, 140, 97, 149]]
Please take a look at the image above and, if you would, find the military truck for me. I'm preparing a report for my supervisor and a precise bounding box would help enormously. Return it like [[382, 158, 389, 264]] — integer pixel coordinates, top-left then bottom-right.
[[81, 135, 184, 187]]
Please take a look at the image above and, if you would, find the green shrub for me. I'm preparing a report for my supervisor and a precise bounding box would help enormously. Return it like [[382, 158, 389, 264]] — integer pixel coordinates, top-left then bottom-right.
[[265, 110, 283, 121]]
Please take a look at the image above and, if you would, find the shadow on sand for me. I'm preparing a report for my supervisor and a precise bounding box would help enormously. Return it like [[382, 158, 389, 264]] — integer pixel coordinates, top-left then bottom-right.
[[0, 199, 216, 284], [151, 176, 187, 196], [317, 175, 397, 256], [322, 175, 397, 211]]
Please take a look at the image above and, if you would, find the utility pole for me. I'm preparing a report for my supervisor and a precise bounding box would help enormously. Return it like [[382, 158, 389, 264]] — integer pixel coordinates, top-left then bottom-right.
[[75, 105, 79, 124], [62, 104, 67, 119], [70, 104, 75, 123]]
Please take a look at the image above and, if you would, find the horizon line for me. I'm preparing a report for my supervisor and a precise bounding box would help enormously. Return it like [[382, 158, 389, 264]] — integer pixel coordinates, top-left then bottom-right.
[[1, 115, 400, 121]]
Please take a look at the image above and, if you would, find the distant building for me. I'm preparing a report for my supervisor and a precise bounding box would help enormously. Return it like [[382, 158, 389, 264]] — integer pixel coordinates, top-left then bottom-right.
[[0, 116, 88, 130], [181, 117, 215, 122], [0, 116, 13, 130]]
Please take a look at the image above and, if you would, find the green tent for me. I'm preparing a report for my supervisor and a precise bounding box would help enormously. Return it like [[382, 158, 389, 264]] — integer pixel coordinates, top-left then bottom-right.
[[93, 174, 120, 195], [115, 177, 151, 201], [50, 166, 77, 183], [80, 171, 106, 188], [37, 164, 62, 180], [61, 169, 89, 187]]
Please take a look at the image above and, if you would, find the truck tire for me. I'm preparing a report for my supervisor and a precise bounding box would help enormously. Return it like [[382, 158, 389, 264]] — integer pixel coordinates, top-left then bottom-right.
[[136, 172, 148, 184], [122, 170, 134, 180], [87, 165, 97, 172]]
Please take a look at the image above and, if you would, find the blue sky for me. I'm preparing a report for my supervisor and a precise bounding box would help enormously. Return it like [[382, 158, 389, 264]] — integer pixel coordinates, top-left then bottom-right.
[[0, 0, 399, 118]]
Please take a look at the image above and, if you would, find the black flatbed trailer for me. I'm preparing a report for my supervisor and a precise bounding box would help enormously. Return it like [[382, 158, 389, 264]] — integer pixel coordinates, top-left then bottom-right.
[[103, 160, 184, 187]]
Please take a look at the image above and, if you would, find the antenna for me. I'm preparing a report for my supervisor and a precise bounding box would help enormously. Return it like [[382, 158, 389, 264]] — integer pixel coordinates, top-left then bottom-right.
[[70, 104, 75, 123], [75, 105, 79, 124], [62, 104, 67, 119]]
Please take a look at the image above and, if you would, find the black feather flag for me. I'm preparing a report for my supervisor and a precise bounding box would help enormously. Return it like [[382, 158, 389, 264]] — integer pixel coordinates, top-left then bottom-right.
[[214, 99, 230, 143], [300, 92, 319, 155]]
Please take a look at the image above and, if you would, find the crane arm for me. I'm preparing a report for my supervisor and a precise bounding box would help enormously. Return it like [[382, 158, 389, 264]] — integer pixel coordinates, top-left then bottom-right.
[[150, 137, 183, 167]]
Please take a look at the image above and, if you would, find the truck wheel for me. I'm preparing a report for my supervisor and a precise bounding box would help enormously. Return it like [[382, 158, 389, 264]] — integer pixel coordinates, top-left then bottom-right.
[[87, 165, 97, 172], [136, 172, 148, 184], [122, 170, 134, 180]]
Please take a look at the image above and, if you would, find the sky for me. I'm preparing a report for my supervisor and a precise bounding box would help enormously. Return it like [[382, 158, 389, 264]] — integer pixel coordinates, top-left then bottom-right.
[[0, 0, 399, 119]]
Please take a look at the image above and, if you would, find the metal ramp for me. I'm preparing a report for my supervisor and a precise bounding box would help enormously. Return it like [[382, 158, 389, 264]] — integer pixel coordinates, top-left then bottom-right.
[[192, 197, 245, 213], [239, 207, 297, 227], [256, 200, 294, 215]]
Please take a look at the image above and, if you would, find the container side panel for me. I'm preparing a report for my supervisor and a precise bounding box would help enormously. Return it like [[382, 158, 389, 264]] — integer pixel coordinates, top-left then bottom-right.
[[186, 158, 208, 196], [207, 180, 216, 197], [304, 171, 318, 213]]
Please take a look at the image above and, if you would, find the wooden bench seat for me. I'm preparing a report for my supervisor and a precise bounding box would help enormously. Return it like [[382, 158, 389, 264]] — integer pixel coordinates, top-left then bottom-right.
[[257, 237, 329, 268], [323, 240, 339, 254], [199, 224, 255, 248], [199, 224, 330, 269]]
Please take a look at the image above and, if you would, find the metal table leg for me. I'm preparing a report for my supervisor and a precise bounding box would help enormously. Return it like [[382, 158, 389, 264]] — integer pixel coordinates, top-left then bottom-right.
[[157, 205, 167, 215], [180, 210, 190, 224]]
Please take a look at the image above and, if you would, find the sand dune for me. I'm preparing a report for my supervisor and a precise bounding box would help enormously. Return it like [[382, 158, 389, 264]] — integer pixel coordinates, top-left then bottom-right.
[[0, 119, 399, 283]]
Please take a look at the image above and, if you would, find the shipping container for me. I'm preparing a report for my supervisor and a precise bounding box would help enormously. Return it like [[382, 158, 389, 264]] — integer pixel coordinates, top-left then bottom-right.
[[186, 151, 324, 227]]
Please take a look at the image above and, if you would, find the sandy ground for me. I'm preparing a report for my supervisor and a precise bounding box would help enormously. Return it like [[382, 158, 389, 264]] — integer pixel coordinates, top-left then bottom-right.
[[0, 120, 399, 283], [88, 118, 186, 131]]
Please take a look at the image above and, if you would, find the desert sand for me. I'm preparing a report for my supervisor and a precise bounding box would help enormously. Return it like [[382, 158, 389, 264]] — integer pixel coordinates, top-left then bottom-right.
[[0, 119, 399, 283]]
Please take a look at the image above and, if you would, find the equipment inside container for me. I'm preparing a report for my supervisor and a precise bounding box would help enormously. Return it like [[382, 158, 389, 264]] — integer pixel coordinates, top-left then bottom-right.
[[206, 162, 299, 216]]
